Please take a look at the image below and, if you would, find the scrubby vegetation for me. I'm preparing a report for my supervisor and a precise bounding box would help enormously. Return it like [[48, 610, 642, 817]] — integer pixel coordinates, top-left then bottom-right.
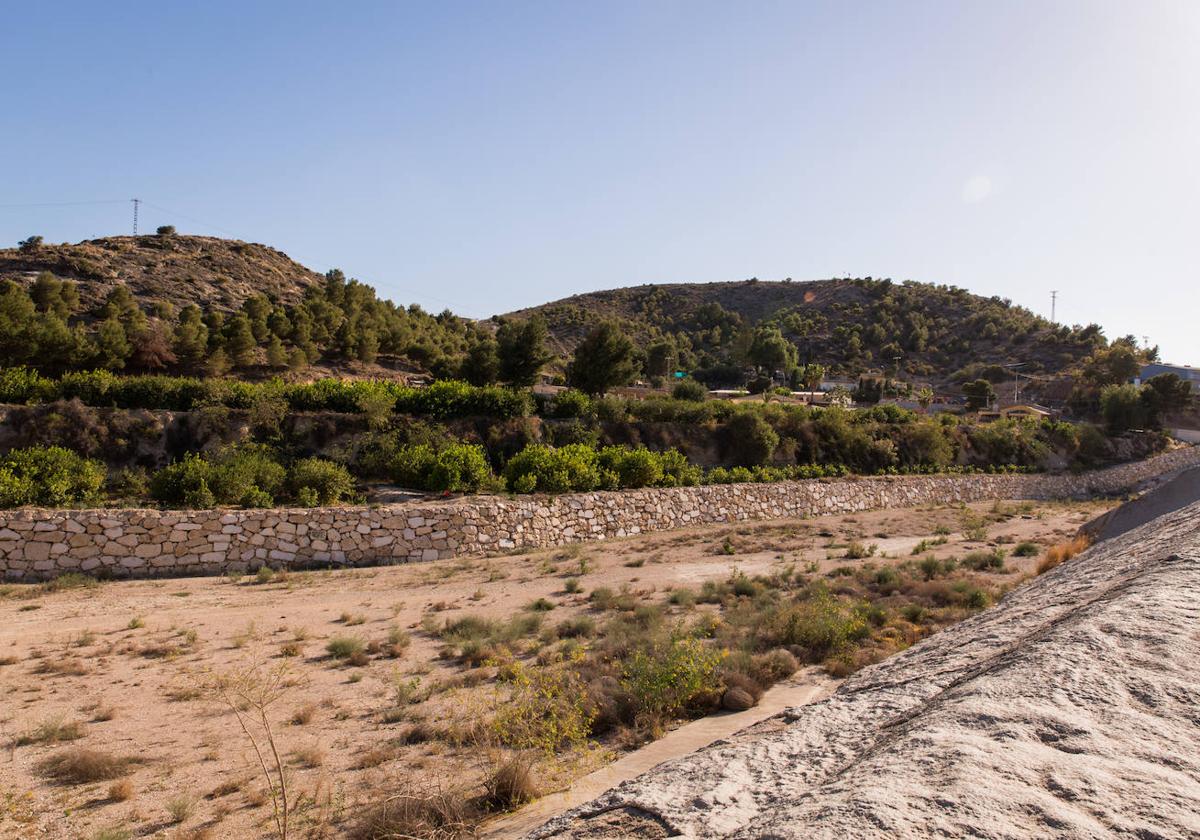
[[0, 236, 1182, 511], [0, 497, 1103, 837], [146, 446, 355, 508], [0, 371, 1160, 509], [507, 277, 1124, 386]]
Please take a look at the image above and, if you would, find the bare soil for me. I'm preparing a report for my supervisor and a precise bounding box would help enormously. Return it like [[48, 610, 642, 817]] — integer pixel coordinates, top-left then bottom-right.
[[0, 499, 1109, 839]]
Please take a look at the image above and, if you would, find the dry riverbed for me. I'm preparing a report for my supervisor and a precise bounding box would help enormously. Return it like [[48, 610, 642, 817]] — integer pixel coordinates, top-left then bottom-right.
[[0, 498, 1109, 839]]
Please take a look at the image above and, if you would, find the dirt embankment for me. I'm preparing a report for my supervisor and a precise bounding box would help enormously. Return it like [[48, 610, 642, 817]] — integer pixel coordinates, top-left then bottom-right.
[[531, 499, 1200, 839]]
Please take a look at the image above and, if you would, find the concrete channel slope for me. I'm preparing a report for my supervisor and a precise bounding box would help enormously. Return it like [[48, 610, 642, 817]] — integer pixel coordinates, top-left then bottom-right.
[[1084, 465, 1200, 544], [529, 499, 1200, 839]]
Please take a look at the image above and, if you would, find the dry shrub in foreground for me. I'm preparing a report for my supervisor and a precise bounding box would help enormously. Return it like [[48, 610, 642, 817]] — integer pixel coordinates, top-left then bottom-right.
[[210, 659, 296, 840], [16, 715, 86, 745], [1037, 535, 1090, 575], [38, 747, 134, 784], [108, 778, 134, 801], [480, 752, 540, 811], [351, 778, 478, 840]]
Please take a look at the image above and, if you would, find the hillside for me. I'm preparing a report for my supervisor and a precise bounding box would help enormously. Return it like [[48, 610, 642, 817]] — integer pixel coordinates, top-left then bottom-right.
[[0, 233, 474, 379], [0, 235, 1125, 393], [0, 234, 322, 314], [505, 278, 1106, 387]]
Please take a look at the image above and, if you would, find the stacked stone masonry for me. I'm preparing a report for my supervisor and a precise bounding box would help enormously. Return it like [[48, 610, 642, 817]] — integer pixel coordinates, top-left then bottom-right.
[[2, 446, 1197, 581]]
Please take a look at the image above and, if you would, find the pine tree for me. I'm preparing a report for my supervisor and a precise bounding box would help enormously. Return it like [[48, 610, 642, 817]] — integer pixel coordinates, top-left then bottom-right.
[[172, 305, 210, 368], [94, 316, 131, 370], [129, 322, 178, 370], [205, 347, 232, 377], [356, 328, 380, 364], [31, 272, 79, 319], [497, 315, 553, 387], [242, 294, 272, 342], [265, 335, 288, 368], [0, 281, 36, 365], [287, 346, 309, 371], [461, 337, 500, 385], [224, 312, 257, 367], [567, 322, 638, 395]]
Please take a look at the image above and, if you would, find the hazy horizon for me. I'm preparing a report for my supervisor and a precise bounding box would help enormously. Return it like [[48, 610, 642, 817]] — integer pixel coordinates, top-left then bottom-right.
[[2, 1, 1196, 363]]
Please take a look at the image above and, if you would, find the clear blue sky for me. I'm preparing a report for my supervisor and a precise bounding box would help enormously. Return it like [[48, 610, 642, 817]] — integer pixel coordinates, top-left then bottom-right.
[[2, 1, 1196, 362]]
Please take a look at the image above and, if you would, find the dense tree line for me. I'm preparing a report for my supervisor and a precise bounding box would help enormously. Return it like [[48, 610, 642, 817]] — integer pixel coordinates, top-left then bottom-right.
[[0, 269, 480, 377], [532, 277, 1122, 386]]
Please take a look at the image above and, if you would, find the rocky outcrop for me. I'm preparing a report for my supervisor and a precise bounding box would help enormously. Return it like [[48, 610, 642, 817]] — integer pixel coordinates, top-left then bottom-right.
[[529, 491, 1200, 839], [2, 446, 1197, 581]]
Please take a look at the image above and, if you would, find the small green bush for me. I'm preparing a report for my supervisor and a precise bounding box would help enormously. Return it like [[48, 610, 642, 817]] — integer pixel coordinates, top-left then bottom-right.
[[962, 549, 1006, 571], [387, 442, 492, 492], [150, 446, 286, 508], [0, 446, 105, 507], [621, 632, 724, 721], [769, 588, 870, 660], [670, 380, 707, 402], [504, 443, 697, 494], [288, 458, 354, 505], [326, 635, 366, 659]]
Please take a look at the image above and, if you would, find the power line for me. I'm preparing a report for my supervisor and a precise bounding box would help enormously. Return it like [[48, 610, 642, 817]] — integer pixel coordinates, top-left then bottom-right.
[[0, 199, 127, 209], [139, 200, 244, 240], [139, 200, 473, 312], [2, 195, 476, 314]]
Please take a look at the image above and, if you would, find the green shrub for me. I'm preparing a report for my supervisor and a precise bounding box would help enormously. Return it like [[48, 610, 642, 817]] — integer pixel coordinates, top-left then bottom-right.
[[288, 458, 354, 504], [386, 442, 492, 492], [598, 446, 663, 489], [206, 446, 285, 506], [504, 443, 697, 494], [621, 632, 724, 721], [326, 635, 366, 659], [1012, 541, 1040, 557], [426, 444, 492, 492], [295, 487, 318, 507], [504, 444, 601, 493], [962, 549, 1006, 571], [540, 389, 594, 419], [724, 411, 779, 467], [0, 367, 50, 404], [769, 588, 870, 660], [150, 446, 285, 508], [670, 380, 707, 402], [0, 446, 105, 507], [844, 541, 876, 560], [149, 454, 211, 508], [491, 661, 594, 754]]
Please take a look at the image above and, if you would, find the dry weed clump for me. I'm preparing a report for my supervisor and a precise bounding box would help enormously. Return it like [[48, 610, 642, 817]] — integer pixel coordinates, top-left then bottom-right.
[[1037, 535, 1090, 574], [107, 778, 134, 801], [291, 744, 325, 768], [290, 704, 317, 726], [166, 792, 198, 823], [351, 779, 477, 840], [480, 752, 540, 810], [17, 715, 86, 745], [38, 748, 135, 784], [33, 656, 89, 676]]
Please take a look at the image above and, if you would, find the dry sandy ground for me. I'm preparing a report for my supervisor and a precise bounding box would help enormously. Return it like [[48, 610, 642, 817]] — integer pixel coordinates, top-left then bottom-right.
[[529, 499, 1200, 840], [0, 499, 1106, 840]]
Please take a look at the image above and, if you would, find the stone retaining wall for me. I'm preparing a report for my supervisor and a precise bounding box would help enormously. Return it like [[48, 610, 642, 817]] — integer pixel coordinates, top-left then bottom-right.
[[2, 446, 1197, 581]]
